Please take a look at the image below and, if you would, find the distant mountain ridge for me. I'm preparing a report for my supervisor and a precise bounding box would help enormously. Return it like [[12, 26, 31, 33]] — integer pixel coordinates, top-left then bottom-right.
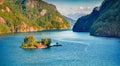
[[73, 0, 120, 37], [0, 0, 70, 34], [63, 16, 76, 28], [67, 13, 86, 20]]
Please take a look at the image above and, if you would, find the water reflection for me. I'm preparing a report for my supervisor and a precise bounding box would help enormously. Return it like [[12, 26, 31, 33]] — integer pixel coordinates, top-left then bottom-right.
[[0, 30, 120, 66]]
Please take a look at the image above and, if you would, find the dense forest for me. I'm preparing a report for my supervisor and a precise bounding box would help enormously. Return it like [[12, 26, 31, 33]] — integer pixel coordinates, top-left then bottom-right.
[[0, 0, 70, 34], [90, 0, 120, 37], [73, 0, 120, 37]]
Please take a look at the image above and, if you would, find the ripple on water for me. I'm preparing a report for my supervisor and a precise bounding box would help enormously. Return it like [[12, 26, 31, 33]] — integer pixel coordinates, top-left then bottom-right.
[[0, 30, 120, 66]]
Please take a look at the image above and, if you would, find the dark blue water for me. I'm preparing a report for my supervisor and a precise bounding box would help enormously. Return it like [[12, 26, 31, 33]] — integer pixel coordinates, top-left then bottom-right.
[[0, 30, 120, 66]]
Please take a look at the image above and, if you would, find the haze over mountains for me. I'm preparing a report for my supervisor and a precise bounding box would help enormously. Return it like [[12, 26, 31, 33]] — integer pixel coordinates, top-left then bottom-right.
[[45, 0, 103, 20], [63, 16, 76, 28]]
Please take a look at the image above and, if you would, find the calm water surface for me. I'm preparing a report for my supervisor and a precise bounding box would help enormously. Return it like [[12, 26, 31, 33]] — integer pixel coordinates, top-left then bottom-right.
[[0, 30, 120, 66]]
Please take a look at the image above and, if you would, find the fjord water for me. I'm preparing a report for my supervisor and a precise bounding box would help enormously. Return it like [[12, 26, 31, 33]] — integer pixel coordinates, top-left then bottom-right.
[[0, 30, 120, 66]]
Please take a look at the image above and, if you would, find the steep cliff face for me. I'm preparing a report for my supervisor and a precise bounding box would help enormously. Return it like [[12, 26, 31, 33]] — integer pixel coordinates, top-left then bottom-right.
[[0, 0, 70, 34], [73, 7, 100, 32], [90, 0, 120, 37]]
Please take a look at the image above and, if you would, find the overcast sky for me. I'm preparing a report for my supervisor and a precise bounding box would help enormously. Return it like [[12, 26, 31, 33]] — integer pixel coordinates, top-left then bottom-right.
[[44, 0, 104, 20]]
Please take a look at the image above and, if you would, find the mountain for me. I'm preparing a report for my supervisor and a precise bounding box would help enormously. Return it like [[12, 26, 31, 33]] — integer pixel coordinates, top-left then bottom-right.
[[63, 16, 76, 28], [0, 0, 70, 34], [73, 7, 100, 32], [90, 0, 120, 37], [67, 13, 86, 20], [73, 0, 120, 37]]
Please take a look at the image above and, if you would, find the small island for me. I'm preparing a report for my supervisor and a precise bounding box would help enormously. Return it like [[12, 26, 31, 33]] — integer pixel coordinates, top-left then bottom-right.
[[21, 35, 51, 49]]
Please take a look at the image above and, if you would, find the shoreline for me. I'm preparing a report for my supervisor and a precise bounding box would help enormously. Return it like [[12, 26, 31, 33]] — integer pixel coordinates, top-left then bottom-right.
[[0, 28, 70, 36]]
